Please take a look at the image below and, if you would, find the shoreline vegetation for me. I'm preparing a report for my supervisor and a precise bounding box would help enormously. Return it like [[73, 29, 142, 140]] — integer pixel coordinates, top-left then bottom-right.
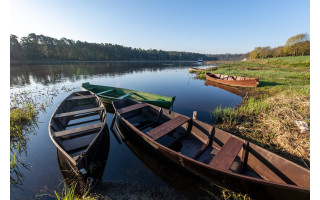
[[194, 56, 310, 167]]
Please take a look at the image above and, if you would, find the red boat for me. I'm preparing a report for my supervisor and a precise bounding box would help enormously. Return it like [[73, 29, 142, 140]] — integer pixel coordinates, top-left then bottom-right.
[[206, 72, 259, 87]]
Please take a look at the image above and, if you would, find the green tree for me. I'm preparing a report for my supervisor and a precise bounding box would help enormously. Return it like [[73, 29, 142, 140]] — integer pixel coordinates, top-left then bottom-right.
[[10, 35, 25, 60]]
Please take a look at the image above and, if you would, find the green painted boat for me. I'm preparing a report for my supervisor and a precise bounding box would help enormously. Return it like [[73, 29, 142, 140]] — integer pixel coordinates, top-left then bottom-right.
[[81, 82, 176, 109]]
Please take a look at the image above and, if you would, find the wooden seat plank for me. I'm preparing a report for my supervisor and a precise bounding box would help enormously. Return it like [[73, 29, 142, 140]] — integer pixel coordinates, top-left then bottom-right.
[[62, 133, 97, 152], [146, 116, 189, 140], [208, 137, 243, 170], [117, 103, 148, 115], [97, 89, 113, 95], [55, 122, 105, 137], [66, 95, 96, 101], [54, 107, 104, 118], [118, 92, 134, 100]]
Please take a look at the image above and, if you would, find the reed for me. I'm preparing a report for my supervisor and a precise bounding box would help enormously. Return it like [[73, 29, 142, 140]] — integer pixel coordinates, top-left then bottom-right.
[[54, 182, 96, 200]]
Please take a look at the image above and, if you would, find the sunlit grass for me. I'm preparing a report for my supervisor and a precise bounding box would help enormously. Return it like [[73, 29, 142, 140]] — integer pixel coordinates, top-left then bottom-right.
[[195, 56, 310, 166], [54, 182, 96, 200]]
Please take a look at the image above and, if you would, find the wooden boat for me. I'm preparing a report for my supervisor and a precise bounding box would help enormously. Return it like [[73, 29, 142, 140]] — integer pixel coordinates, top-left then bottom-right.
[[189, 67, 217, 73], [189, 67, 204, 72], [81, 82, 175, 109], [49, 90, 107, 175], [112, 99, 309, 200], [206, 72, 259, 87]]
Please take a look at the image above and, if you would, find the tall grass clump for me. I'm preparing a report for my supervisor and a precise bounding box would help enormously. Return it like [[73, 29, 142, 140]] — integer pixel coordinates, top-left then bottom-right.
[[54, 182, 96, 200], [10, 99, 39, 188], [10, 90, 50, 188]]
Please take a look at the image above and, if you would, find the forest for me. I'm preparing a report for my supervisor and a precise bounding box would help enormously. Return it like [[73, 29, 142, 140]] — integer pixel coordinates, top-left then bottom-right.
[[10, 33, 245, 62], [248, 33, 310, 60]]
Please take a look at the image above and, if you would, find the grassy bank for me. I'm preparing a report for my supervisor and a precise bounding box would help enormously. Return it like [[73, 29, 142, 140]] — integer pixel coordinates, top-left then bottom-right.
[[196, 56, 310, 166]]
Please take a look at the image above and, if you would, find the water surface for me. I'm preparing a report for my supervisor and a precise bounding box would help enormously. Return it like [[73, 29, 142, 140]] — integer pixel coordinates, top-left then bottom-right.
[[10, 62, 242, 199]]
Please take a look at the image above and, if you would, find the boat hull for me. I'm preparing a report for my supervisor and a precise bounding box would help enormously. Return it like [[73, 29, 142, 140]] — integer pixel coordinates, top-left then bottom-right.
[[81, 82, 175, 109], [113, 100, 309, 200], [206, 73, 259, 87]]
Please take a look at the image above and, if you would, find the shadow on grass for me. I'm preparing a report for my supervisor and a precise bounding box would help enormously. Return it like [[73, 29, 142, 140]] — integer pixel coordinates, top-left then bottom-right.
[[258, 81, 285, 87]]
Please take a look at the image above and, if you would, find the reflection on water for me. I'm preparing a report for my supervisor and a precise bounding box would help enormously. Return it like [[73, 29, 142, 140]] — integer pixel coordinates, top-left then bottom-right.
[[204, 80, 247, 97], [10, 62, 188, 87], [10, 62, 243, 199]]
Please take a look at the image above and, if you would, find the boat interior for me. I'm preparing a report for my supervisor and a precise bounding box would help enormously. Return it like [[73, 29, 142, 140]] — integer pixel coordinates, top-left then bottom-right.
[[114, 99, 310, 188], [85, 86, 153, 101], [207, 73, 251, 81], [50, 91, 106, 160]]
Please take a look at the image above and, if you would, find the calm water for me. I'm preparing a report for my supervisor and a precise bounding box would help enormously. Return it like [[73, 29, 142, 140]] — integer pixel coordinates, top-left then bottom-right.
[[10, 62, 242, 199]]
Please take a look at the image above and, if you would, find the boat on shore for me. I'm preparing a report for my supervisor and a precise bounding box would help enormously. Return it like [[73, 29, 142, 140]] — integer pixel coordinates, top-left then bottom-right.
[[81, 82, 175, 109], [49, 90, 108, 175], [206, 72, 259, 87], [189, 67, 217, 73], [112, 98, 309, 200]]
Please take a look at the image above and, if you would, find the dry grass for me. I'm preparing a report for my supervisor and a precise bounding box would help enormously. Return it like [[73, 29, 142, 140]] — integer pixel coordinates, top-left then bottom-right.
[[206, 56, 310, 166], [258, 94, 310, 161]]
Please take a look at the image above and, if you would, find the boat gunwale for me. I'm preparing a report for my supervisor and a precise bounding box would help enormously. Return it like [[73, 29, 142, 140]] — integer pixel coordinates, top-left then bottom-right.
[[112, 99, 309, 193]]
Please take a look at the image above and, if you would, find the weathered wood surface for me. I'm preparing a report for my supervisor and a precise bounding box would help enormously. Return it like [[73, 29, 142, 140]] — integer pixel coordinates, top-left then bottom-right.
[[66, 95, 96, 100], [117, 103, 148, 115], [208, 137, 243, 170], [118, 92, 134, 99], [54, 107, 104, 118], [62, 133, 97, 152], [97, 89, 113, 95], [146, 116, 189, 140], [56, 122, 105, 137]]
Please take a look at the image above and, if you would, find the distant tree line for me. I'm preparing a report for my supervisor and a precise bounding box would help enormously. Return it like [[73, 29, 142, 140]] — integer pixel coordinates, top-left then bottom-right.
[[10, 33, 244, 62], [249, 33, 310, 60]]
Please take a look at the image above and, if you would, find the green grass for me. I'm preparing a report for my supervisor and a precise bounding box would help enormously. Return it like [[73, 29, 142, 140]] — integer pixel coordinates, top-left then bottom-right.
[[195, 56, 310, 165], [54, 183, 96, 200]]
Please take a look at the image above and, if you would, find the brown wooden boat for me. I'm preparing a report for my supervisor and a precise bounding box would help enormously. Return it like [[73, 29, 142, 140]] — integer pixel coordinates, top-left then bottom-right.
[[112, 99, 309, 200], [206, 72, 259, 87], [49, 90, 107, 175], [189, 67, 217, 73]]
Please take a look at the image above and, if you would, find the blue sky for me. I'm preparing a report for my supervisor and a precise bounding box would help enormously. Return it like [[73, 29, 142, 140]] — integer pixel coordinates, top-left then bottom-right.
[[11, 0, 310, 54]]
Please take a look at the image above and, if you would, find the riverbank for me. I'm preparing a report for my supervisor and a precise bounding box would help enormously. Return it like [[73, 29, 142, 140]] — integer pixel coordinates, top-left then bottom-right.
[[195, 56, 310, 166]]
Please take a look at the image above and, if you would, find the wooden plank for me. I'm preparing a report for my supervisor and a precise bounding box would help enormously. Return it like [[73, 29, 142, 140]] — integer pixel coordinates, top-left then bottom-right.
[[146, 116, 189, 140], [55, 122, 105, 137], [97, 89, 113, 95], [67, 118, 101, 128], [62, 133, 97, 152], [54, 107, 104, 118], [118, 92, 134, 100], [66, 95, 95, 101], [117, 103, 148, 115], [208, 137, 243, 170]]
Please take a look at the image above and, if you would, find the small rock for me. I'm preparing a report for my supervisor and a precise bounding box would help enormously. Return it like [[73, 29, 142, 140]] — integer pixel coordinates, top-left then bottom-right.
[[295, 120, 309, 133]]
